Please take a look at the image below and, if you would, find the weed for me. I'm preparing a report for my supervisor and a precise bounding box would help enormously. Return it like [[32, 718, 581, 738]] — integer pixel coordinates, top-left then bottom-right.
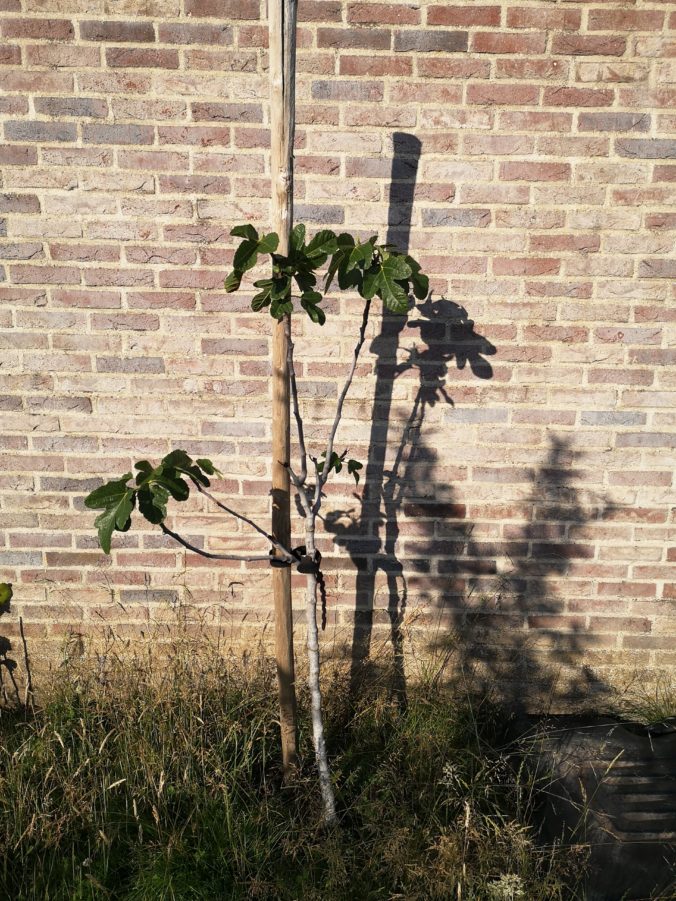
[[0, 637, 581, 900]]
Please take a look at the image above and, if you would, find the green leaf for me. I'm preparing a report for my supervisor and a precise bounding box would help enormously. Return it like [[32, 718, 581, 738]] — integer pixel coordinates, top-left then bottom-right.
[[294, 270, 317, 293], [231, 224, 258, 241], [291, 223, 306, 251], [381, 253, 412, 281], [134, 460, 154, 486], [162, 449, 192, 470], [347, 241, 374, 272], [301, 290, 322, 305], [156, 472, 190, 501], [306, 229, 337, 259], [301, 298, 326, 325], [364, 254, 412, 313], [337, 259, 362, 291], [270, 276, 291, 302], [233, 239, 259, 273], [162, 450, 210, 488], [138, 483, 169, 525], [85, 474, 132, 509], [224, 270, 242, 293], [406, 256, 429, 300], [196, 458, 222, 477], [251, 290, 272, 312], [270, 298, 293, 320], [258, 232, 279, 254], [93, 487, 135, 554], [0, 583, 13, 609]]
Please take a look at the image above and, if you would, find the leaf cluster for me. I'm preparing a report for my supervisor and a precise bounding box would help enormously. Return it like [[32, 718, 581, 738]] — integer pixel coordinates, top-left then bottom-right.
[[316, 451, 363, 484], [84, 450, 220, 554], [224, 224, 429, 321]]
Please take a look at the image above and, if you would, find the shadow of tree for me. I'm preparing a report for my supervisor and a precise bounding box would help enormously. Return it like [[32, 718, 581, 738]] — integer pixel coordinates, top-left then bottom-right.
[[321, 130, 614, 713], [0, 586, 25, 707], [427, 435, 613, 713]]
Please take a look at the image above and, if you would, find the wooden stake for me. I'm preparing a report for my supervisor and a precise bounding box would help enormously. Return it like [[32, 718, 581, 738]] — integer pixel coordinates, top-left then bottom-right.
[[269, 0, 299, 776]]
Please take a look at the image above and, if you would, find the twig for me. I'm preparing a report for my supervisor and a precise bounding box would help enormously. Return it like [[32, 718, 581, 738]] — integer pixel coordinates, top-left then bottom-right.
[[159, 523, 274, 562], [194, 482, 294, 560], [286, 315, 307, 485], [315, 298, 372, 509]]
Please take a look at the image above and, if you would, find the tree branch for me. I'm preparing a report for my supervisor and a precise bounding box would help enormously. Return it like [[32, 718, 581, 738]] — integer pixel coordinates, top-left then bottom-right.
[[286, 315, 307, 485], [194, 482, 294, 560], [287, 463, 313, 517], [315, 298, 372, 509], [160, 522, 272, 562]]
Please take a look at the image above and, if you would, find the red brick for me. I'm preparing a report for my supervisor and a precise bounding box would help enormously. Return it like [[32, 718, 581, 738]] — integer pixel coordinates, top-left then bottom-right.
[[588, 10, 665, 32], [428, 5, 500, 27], [544, 87, 614, 107], [83, 124, 154, 145], [158, 126, 231, 147], [2, 18, 74, 40], [500, 162, 571, 181], [339, 55, 412, 76], [552, 34, 626, 57], [50, 244, 120, 263], [417, 58, 490, 79], [80, 20, 155, 42], [185, 0, 259, 18], [0, 45, 20, 65], [192, 102, 263, 122], [394, 30, 467, 53], [499, 111, 572, 132], [590, 617, 651, 633], [507, 7, 580, 30], [11, 265, 80, 285], [467, 84, 539, 106], [493, 258, 560, 276], [578, 112, 650, 133], [496, 58, 568, 80], [318, 27, 391, 50], [157, 23, 232, 44], [472, 32, 546, 54], [616, 139, 676, 159], [348, 3, 419, 24], [0, 145, 38, 165], [4, 121, 77, 143], [653, 166, 676, 182], [297, 1, 342, 22], [106, 48, 179, 68], [33, 97, 109, 119], [311, 80, 384, 102], [0, 194, 40, 213]]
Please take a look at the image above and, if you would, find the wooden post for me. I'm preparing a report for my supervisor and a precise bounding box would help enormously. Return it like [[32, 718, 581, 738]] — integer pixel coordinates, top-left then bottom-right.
[[269, 0, 299, 775]]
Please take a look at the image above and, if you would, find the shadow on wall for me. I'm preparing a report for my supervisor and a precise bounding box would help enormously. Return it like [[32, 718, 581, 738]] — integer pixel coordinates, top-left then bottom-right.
[[324, 132, 613, 711]]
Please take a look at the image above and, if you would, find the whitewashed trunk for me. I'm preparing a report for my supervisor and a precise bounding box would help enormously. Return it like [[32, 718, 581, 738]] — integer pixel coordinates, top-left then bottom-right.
[[304, 514, 338, 826]]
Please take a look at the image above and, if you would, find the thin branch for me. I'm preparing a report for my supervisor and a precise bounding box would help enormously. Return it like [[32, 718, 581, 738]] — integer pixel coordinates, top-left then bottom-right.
[[286, 463, 313, 517], [286, 315, 307, 485], [195, 482, 295, 560], [160, 522, 272, 562], [315, 297, 372, 509]]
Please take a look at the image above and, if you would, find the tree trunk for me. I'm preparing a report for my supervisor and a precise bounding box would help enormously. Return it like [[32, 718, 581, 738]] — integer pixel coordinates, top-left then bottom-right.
[[269, 0, 299, 776], [304, 514, 338, 825]]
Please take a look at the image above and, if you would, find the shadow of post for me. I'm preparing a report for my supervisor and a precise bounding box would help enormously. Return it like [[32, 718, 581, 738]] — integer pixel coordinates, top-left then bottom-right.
[[335, 133, 421, 701], [323, 133, 497, 702]]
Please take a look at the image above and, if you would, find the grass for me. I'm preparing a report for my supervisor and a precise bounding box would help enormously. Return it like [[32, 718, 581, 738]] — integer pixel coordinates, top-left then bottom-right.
[[0, 638, 584, 900]]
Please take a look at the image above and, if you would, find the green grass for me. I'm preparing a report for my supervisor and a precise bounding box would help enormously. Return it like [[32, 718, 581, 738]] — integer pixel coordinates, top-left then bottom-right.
[[0, 645, 582, 900]]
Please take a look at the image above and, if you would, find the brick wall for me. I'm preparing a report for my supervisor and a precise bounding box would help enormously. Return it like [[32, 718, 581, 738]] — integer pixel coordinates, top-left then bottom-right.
[[1, 0, 674, 705]]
